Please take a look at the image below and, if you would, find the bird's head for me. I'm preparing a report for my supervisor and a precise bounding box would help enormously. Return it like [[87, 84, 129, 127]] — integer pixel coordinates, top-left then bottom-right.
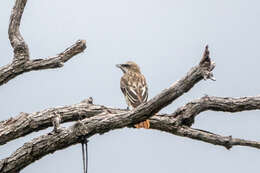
[[116, 61, 141, 73]]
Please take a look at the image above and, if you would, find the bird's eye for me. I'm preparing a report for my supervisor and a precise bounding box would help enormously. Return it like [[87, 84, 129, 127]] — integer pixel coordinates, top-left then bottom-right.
[[122, 64, 130, 67]]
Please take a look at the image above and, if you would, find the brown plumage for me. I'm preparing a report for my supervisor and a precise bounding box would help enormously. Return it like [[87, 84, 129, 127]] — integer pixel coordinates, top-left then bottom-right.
[[116, 61, 150, 129]]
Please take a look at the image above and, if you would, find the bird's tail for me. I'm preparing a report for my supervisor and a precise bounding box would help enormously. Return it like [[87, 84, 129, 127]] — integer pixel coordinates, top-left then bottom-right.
[[135, 120, 150, 129]]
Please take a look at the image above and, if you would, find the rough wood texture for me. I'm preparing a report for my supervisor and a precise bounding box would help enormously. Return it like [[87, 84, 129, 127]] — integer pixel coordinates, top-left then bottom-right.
[[150, 116, 260, 150], [8, 0, 29, 62], [2, 45, 260, 172], [172, 95, 260, 126], [0, 0, 86, 86], [0, 44, 214, 145], [2, 95, 260, 146], [2, 108, 260, 173], [0, 101, 125, 145], [2, 0, 260, 173]]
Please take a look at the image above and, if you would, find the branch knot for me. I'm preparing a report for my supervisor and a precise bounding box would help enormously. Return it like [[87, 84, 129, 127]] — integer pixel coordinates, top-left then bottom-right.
[[224, 135, 233, 150]]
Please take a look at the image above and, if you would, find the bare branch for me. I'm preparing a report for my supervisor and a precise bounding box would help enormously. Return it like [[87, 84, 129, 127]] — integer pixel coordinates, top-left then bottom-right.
[[0, 100, 119, 145], [8, 0, 29, 62], [0, 109, 156, 173], [5, 0, 257, 172], [0, 46, 214, 145], [2, 94, 260, 147], [172, 96, 260, 126], [2, 110, 260, 173], [140, 45, 214, 115], [25, 40, 86, 70], [1, 0, 87, 86], [150, 116, 260, 150], [0, 40, 86, 86]]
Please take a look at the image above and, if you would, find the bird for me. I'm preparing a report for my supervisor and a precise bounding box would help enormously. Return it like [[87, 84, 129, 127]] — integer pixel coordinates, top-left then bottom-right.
[[116, 61, 150, 129]]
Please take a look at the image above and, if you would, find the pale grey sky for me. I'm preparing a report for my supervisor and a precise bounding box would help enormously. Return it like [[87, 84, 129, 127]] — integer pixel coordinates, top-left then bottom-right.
[[1, 0, 260, 173]]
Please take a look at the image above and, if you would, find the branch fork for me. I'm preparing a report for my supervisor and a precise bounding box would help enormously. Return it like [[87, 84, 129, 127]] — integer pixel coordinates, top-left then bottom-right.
[[1, 0, 260, 173], [0, 0, 86, 86]]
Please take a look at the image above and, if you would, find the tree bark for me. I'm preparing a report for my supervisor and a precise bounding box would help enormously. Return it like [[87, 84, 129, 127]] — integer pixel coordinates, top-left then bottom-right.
[[172, 95, 260, 126], [2, 105, 260, 173], [0, 43, 214, 145], [0, 0, 86, 86], [1, 0, 260, 173]]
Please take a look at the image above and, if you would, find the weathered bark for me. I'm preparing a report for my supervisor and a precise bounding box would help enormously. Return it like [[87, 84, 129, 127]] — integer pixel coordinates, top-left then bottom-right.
[[8, 0, 29, 62], [0, 0, 86, 86], [0, 101, 125, 145], [0, 44, 214, 145], [2, 0, 260, 173], [150, 116, 260, 150], [2, 95, 260, 146], [1, 110, 260, 173], [172, 96, 260, 126]]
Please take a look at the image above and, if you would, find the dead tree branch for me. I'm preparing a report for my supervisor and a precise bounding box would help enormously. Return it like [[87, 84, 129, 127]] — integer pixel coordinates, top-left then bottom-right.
[[0, 101, 124, 145], [8, 0, 29, 62], [2, 106, 260, 173], [172, 96, 260, 126], [0, 45, 214, 145], [3, 48, 259, 172], [1, 1, 260, 173], [150, 116, 260, 150], [2, 95, 260, 146], [0, 0, 86, 86]]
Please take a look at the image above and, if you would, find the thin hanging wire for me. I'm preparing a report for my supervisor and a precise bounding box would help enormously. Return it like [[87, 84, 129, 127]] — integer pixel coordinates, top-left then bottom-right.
[[85, 141, 88, 173], [81, 138, 89, 173], [81, 142, 86, 173]]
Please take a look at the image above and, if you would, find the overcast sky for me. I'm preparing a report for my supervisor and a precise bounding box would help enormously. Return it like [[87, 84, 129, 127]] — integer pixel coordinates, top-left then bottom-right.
[[1, 0, 260, 173]]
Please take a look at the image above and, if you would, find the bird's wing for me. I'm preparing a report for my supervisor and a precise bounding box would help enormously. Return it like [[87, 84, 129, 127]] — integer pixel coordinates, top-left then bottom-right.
[[120, 74, 148, 108]]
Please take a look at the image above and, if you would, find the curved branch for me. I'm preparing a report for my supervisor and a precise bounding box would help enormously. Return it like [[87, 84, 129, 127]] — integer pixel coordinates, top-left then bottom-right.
[[25, 40, 86, 70], [172, 96, 260, 126], [150, 116, 260, 150], [2, 111, 260, 173], [0, 46, 214, 145], [0, 100, 124, 145], [2, 94, 260, 146], [5, 0, 256, 172], [0, 40, 86, 86], [8, 0, 29, 62], [0, 0, 87, 86]]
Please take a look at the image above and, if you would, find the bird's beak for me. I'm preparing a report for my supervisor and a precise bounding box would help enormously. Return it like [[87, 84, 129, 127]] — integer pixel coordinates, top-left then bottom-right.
[[116, 64, 122, 69], [116, 64, 126, 73]]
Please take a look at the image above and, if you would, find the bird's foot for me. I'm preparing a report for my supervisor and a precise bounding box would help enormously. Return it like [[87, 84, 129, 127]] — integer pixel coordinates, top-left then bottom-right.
[[134, 120, 150, 129]]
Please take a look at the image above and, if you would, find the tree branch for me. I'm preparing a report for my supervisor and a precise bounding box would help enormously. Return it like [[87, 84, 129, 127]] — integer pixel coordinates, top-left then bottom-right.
[[8, 0, 29, 62], [0, 99, 124, 145], [24, 40, 86, 70], [150, 116, 260, 150], [0, 0, 87, 86], [4, 0, 258, 173], [172, 95, 260, 126], [2, 109, 260, 173], [0, 45, 214, 145], [0, 39, 86, 86]]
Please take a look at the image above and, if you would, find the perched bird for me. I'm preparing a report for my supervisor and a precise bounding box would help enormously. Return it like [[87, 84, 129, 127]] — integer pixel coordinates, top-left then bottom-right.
[[116, 61, 150, 129]]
